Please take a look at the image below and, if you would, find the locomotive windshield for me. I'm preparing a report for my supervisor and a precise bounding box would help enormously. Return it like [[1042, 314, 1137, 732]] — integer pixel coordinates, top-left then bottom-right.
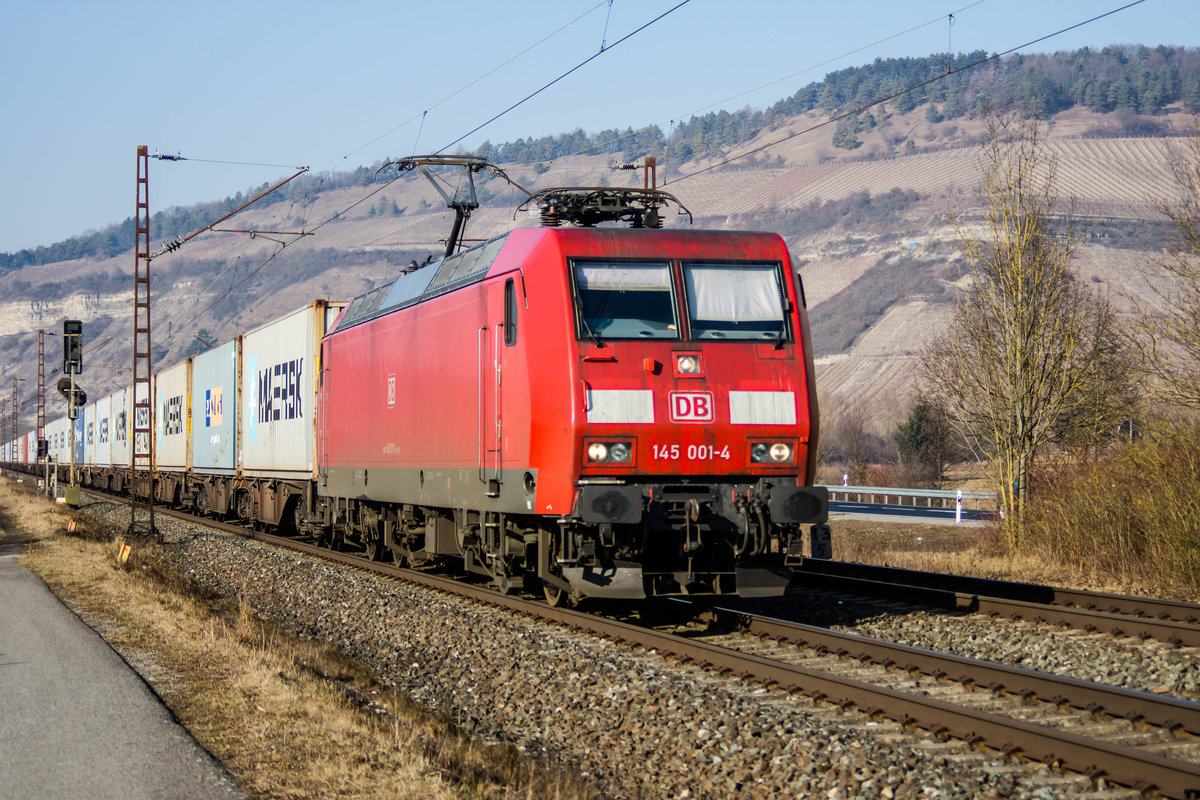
[[571, 258, 789, 342], [683, 262, 788, 341], [573, 261, 678, 339]]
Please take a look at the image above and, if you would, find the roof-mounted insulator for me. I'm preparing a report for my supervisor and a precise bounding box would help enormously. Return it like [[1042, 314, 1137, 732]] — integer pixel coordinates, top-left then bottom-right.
[[517, 187, 692, 229]]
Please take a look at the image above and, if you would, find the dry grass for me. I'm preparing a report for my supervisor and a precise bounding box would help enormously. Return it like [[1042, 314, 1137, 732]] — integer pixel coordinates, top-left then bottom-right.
[[0, 477, 593, 800], [832, 516, 1197, 600]]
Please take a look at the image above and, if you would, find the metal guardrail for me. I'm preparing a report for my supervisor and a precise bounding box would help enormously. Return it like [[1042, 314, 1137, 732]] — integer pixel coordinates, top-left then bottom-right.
[[820, 485, 1000, 511]]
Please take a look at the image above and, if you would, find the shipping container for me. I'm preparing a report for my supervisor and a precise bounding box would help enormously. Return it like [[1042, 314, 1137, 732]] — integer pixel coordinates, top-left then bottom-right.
[[74, 415, 85, 465], [46, 417, 68, 464], [95, 394, 112, 467], [241, 300, 343, 478], [132, 382, 150, 468], [83, 402, 97, 466], [155, 360, 192, 471], [110, 385, 131, 468], [191, 339, 238, 475]]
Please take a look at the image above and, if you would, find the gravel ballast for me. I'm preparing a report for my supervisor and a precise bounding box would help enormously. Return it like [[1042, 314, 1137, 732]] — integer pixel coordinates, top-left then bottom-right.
[[77, 499, 1165, 799]]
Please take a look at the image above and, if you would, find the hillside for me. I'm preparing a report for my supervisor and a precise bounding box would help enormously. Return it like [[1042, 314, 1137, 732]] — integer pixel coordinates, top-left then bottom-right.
[[0, 98, 1192, 441]]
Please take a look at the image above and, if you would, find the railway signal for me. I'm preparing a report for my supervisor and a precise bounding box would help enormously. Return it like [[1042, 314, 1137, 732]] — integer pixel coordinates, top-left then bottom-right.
[[56, 377, 87, 420], [63, 319, 82, 375]]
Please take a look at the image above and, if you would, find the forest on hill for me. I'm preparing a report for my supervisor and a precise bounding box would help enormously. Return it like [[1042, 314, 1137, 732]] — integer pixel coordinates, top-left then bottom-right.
[[2, 44, 1196, 274]]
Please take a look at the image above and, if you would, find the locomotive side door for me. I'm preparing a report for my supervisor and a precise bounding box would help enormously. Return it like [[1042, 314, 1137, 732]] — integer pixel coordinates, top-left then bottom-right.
[[480, 275, 520, 498]]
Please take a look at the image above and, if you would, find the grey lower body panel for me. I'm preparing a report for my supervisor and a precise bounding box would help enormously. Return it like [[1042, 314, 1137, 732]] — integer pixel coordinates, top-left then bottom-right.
[[320, 465, 538, 515]]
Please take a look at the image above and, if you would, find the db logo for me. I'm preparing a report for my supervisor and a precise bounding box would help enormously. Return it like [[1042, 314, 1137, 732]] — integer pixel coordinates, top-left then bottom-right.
[[669, 391, 715, 423]]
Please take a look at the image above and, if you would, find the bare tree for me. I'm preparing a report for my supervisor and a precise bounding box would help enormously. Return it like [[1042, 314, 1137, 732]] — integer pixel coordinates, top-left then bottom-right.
[[1134, 126, 1200, 408], [922, 113, 1128, 542], [825, 402, 875, 485]]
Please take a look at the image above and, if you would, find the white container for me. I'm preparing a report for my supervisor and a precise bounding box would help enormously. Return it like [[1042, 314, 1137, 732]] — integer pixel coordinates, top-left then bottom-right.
[[83, 403, 97, 466], [95, 395, 112, 467], [110, 385, 132, 468], [240, 300, 344, 478], [155, 359, 192, 471], [46, 417, 69, 465]]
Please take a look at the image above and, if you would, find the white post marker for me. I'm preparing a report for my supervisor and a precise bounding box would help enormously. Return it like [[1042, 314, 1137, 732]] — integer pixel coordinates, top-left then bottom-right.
[[955, 489, 962, 524]]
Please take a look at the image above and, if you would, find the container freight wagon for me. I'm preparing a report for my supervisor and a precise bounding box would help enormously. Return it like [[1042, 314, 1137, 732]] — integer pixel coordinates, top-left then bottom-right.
[[315, 226, 828, 602]]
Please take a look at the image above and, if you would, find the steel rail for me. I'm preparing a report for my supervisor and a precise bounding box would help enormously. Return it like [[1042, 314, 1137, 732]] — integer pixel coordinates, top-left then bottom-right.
[[713, 605, 1200, 735], [69, 492, 1200, 799], [796, 559, 1200, 622], [794, 563, 1200, 647]]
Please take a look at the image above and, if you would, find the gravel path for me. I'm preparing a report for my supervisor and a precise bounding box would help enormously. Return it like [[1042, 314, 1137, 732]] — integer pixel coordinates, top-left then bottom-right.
[[79, 498, 1164, 799]]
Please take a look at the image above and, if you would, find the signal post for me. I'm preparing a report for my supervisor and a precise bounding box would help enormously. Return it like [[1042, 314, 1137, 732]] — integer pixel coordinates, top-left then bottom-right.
[[58, 320, 85, 507]]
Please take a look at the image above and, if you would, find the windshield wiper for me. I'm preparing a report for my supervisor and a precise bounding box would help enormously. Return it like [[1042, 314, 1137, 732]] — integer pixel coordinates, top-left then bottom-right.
[[580, 316, 604, 348]]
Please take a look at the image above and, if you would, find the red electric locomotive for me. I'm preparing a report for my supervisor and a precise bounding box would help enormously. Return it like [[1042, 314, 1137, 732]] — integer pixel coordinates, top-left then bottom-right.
[[313, 161, 828, 603]]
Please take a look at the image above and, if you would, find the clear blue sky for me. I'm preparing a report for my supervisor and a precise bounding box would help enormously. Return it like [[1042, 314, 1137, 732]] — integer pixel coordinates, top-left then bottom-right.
[[1, 0, 1194, 253]]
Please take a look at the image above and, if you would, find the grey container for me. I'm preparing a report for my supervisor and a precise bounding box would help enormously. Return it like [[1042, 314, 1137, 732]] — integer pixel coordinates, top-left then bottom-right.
[[190, 339, 238, 475]]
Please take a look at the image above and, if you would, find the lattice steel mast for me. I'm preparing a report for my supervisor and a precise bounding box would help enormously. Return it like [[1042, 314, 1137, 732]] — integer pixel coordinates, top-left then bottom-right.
[[130, 146, 156, 540]]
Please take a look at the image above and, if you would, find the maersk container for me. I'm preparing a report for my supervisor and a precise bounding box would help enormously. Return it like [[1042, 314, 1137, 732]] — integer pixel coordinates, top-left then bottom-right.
[[240, 300, 344, 478], [110, 385, 131, 468], [155, 360, 192, 471], [191, 339, 238, 475], [95, 394, 112, 467], [83, 402, 97, 466]]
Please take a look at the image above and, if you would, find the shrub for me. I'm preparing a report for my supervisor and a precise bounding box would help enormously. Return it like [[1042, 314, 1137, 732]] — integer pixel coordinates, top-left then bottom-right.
[[1023, 420, 1200, 594]]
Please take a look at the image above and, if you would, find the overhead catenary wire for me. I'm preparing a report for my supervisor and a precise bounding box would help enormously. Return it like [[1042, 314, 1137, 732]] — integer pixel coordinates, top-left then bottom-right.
[[324, 0, 611, 172], [106, 0, 1151, 396], [667, 0, 991, 126], [436, 0, 694, 155], [666, 0, 1148, 187], [162, 0, 1149, 345]]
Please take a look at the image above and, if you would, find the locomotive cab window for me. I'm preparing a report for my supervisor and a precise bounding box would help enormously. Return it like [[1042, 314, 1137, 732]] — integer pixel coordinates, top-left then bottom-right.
[[571, 260, 678, 340], [682, 262, 789, 341]]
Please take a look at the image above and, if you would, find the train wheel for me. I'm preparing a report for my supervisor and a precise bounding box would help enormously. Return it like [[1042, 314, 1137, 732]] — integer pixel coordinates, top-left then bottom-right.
[[365, 531, 384, 562], [542, 581, 576, 607]]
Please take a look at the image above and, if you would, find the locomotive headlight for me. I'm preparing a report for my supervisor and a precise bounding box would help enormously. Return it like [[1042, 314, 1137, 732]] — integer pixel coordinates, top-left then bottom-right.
[[676, 354, 700, 375], [769, 443, 792, 463], [586, 440, 634, 464], [751, 442, 794, 464]]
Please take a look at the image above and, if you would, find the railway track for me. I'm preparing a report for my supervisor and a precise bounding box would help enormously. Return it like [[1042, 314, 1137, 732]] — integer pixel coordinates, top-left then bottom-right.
[[793, 559, 1200, 647], [72, 491, 1200, 798]]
